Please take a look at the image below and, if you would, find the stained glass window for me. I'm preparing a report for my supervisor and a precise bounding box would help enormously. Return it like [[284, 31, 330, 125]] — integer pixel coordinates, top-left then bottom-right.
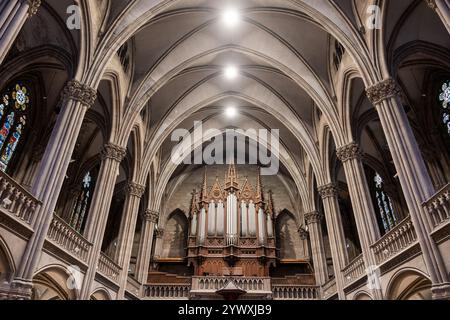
[[0, 84, 29, 172], [374, 172, 396, 233], [69, 171, 96, 233], [439, 81, 450, 136]]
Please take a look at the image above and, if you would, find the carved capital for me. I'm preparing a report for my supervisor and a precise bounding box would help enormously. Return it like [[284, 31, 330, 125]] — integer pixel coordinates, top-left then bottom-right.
[[127, 182, 145, 198], [61, 80, 97, 108], [155, 228, 165, 239], [336, 142, 362, 163], [27, 0, 41, 16], [366, 78, 402, 105], [101, 143, 126, 162], [318, 183, 338, 199], [143, 210, 159, 224], [298, 226, 309, 240], [304, 211, 322, 225]]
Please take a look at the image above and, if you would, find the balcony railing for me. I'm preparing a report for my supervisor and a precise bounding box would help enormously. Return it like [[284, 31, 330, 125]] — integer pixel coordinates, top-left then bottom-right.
[[371, 216, 417, 265], [322, 278, 337, 299], [144, 284, 191, 300], [98, 253, 122, 283], [191, 276, 271, 293], [272, 285, 320, 300], [47, 215, 92, 263], [0, 171, 40, 225], [424, 183, 450, 228], [342, 254, 365, 286]]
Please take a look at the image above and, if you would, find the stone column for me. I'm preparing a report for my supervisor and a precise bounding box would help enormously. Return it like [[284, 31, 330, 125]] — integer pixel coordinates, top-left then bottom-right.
[[79, 143, 126, 300], [116, 182, 146, 299], [426, 0, 450, 34], [10, 80, 96, 299], [318, 183, 348, 300], [337, 143, 383, 299], [153, 228, 165, 259], [305, 211, 329, 286], [0, 0, 41, 64], [366, 79, 450, 299], [135, 210, 159, 285]]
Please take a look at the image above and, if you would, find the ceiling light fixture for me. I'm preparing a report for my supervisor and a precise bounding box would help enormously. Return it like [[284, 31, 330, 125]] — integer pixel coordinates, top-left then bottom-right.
[[222, 8, 240, 28], [225, 106, 238, 118], [224, 65, 239, 80]]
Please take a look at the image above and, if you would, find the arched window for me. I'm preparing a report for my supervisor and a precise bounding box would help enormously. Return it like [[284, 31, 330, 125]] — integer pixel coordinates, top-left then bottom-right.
[[69, 171, 96, 233], [373, 172, 397, 234], [439, 81, 450, 136], [0, 83, 29, 173]]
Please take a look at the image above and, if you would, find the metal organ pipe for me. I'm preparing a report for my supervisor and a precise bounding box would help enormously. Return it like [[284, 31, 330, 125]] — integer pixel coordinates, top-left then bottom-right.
[[199, 208, 206, 244], [266, 214, 273, 238], [216, 201, 224, 236], [207, 201, 216, 236], [258, 207, 266, 245], [190, 212, 197, 236], [241, 200, 248, 237], [248, 201, 256, 237]]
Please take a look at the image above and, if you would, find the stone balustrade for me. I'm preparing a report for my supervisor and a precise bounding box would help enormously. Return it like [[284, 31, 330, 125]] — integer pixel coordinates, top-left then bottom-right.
[[342, 254, 365, 286], [98, 252, 122, 283], [47, 214, 92, 262], [144, 284, 191, 300], [424, 183, 450, 227], [0, 171, 40, 225], [191, 276, 271, 292], [272, 285, 320, 300], [371, 216, 417, 265], [322, 277, 337, 299]]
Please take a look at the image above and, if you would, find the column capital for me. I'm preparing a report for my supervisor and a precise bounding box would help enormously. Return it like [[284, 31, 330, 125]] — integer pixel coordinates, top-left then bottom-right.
[[143, 210, 159, 223], [298, 226, 309, 240], [304, 211, 322, 225], [26, 0, 41, 16], [366, 78, 402, 105], [336, 142, 362, 163], [101, 143, 126, 162], [61, 80, 97, 108], [155, 228, 165, 239], [318, 183, 339, 199], [127, 182, 145, 198]]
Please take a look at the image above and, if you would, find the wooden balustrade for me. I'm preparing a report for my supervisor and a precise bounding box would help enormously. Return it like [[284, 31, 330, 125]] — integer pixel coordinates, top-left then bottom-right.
[[144, 284, 191, 300], [47, 214, 92, 262], [342, 254, 365, 286], [424, 183, 450, 227], [98, 253, 122, 283], [0, 171, 40, 225], [272, 285, 320, 300], [371, 216, 417, 265]]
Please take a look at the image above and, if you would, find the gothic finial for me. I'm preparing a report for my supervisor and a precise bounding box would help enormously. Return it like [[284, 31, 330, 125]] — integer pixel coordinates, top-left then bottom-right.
[[200, 168, 209, 205], [255, 167, 264, 204], [225, 162, 240, 191]]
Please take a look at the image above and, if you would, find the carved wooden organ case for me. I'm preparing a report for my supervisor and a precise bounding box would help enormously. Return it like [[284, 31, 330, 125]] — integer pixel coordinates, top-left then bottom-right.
[[187, 165, 277, 277]]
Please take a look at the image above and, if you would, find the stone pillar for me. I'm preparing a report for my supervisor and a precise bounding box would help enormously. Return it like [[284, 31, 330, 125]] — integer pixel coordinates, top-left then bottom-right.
[[0, 0, 41, 64], [366, 78, 450, 299], [153, 228, 165, 259], [337, 143, 383, 299], [135, 210, 159, 285], [305, 211, 329, 286], [10, 80, 96, 299], [318, 183, 348, 300], [79, 143, 126, 300], [116, 182, 146, 299], [426, 0, 450, 34]]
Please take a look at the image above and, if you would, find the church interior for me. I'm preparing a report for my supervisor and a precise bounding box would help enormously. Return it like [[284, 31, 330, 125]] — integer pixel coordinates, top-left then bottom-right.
[[0, 0, 449, 300]]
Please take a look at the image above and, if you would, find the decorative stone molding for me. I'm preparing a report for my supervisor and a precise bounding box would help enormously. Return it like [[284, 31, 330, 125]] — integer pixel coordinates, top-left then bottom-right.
[[155, 228, 165, 239], [27, 0, 41, 16], [101, 143, 126, 162], [318, 183, 338, 199], [61, 80, 97, 108], [336, 142, 362, 163], [365, 78, 401, 105], [143, 210, 159, 224], [304, 211, 322, 225], [425, 0, 437, 9], [127, 182, 145, 198], [298, 226, 309, 240]]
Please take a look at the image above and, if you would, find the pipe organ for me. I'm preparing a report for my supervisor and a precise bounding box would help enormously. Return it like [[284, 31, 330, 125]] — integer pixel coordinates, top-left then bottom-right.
[[188, 165, 277, 277]]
